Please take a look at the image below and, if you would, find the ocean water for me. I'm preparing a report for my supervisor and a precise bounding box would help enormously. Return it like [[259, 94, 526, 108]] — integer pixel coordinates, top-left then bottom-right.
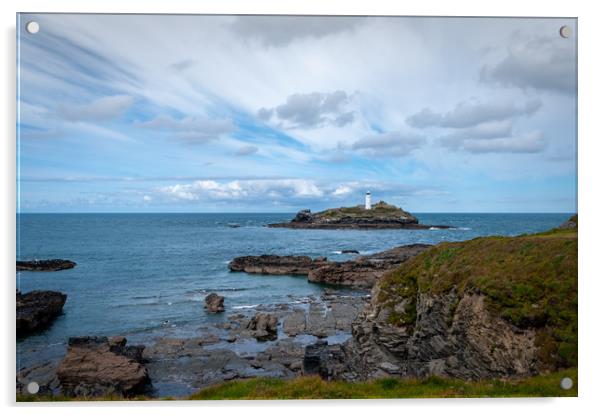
[[16, 212, 571, 368]]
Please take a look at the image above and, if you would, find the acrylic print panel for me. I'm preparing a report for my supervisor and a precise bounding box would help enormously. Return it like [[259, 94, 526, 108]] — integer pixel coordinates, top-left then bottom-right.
[[16, 14, 577, 400]]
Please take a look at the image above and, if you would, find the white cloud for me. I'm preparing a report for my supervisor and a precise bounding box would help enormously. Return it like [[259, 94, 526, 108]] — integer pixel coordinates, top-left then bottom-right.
[[351, 132, 424, 157], [407, 99, 541, 129], [332, 185, 353, 196], [259, 91, 355, 129], [480, 36, 576, 94], [138, 115, 234, 143], [230, 16, 364, 47], [160, 179, 324, 202], [235, 145, 259, 156], [462, 131, 546, 154], [57, 95, 134, 122]]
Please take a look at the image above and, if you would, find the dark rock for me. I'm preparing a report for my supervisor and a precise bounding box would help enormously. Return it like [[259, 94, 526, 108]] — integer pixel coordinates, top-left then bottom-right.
[[57, 336, 150, 397], [229, 255, 328, 275], [320, 291, 541, 382], [16, 290, 67, 336], [292, 209, 313, 223], [17, 259, 76, 272], [308, 244, 431, 288], [205, 293, 225, 313], [341, 249, 360, 254], [303, 340, 329, 375], [247, 313, 278, 341]]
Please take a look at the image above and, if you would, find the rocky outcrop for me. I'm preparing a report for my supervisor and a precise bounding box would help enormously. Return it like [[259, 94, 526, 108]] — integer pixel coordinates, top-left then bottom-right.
[[230, 244, 430, 288], [313, 289, 541, 382], [268, 201, 451, 230], [57, 336, 150, 397], [205, 293, 225, 313], [17, 290, 67, 336], [17, 259, 76, 272], [557, 214, 577, 230], [247, 313, 278, 341], [229, 255, 328, 275]]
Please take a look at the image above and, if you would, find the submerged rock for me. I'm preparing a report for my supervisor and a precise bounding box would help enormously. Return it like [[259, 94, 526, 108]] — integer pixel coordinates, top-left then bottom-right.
[[16, 290, 67, 336], [57, 336, 150, 397], [205, 293, 225, 313], [17, 259, 76, 272]]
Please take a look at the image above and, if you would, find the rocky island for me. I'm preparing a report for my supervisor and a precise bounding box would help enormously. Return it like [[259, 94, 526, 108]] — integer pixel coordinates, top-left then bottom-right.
[[268, 201, 451, 230], [17, 259, 76, 272]]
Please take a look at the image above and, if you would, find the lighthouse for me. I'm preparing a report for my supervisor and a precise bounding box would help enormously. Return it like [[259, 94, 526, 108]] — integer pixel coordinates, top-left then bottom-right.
[[365, 191, 372, 210]]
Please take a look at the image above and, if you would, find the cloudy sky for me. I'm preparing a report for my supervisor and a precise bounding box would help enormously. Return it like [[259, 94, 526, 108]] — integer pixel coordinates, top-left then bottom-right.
[[17, 14, 577, 213]]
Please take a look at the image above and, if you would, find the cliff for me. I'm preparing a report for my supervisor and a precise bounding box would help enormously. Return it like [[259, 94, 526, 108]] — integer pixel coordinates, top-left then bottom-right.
[[312, 216, 578, 381]]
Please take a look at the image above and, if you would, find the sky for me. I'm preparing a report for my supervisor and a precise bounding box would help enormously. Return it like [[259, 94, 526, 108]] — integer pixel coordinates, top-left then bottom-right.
[[17, 14, 577, 213]]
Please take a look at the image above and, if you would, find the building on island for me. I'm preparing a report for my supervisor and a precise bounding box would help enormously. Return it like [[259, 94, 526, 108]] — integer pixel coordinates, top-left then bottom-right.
[[365, 191, 372, 210]]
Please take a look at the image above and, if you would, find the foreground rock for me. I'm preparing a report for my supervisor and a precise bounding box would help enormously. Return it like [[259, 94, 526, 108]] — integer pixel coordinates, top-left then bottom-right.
[[17, 290, 67, 336], [231, 244, 431, 288], [57, 336, 150, 397], [17, 259, 76, 272], [247, 313, 278, 341], [205, 293, 225, 313], [229, 255, 328, 275], [268, 201, 451, 230], [18, 293, 369, 397]]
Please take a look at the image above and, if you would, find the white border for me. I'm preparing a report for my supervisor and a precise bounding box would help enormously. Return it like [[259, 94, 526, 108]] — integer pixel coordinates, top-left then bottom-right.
[[2, 1, 600, 414]]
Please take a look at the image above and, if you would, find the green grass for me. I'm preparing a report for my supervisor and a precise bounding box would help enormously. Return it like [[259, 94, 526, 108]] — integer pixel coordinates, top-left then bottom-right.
[[316, 201, 413, 220], [378, 225, 577, 369], [16, 368, 578, 401], [188, 368, 577, 399]]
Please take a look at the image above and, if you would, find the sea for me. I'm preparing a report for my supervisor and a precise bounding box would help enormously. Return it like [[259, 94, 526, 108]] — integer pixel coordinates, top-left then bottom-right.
[[16, 212, 572, 372]]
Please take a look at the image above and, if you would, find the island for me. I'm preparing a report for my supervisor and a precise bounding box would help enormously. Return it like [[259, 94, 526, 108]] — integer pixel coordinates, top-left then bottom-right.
[[17, 259, 76, 272], [268, 199, 451, 230]]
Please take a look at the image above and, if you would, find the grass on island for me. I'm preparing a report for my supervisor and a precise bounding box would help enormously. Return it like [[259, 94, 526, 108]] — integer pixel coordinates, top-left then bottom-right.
[[17, 368, 577, 401], [378, 217, 577, 369], [318, 201, 412, 219]]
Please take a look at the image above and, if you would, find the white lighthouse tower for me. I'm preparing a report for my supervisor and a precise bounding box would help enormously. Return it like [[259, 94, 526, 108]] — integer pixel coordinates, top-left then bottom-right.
[[365, 191, 372, 210]]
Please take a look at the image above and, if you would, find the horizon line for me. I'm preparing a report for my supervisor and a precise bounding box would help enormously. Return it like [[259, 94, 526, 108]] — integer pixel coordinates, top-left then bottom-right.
[[15, 211, 577, 215]]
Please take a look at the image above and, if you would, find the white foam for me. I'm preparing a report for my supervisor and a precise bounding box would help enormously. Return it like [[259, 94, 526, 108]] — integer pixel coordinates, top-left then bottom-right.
[[233, 304, 259, 310]]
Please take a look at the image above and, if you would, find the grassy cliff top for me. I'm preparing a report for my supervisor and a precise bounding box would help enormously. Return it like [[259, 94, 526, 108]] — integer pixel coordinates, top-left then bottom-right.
[[315, 201, 416, 220], [378, 217, 577, 369]]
